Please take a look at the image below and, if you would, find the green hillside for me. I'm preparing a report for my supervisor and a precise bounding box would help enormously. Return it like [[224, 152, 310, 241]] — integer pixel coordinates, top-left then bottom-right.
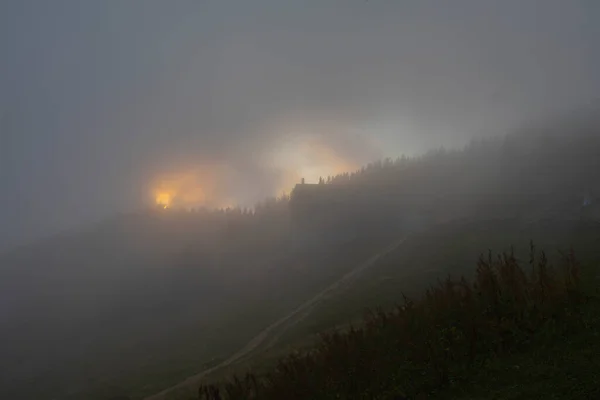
[[173, 222, 600, 399]]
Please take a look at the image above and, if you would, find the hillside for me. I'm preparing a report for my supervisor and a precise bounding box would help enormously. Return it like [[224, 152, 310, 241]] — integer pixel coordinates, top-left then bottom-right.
[[144, 123, 600, 399], [157, 221, 600, 400], [155, 217, 600, 399], [264, 218, 600, 348], [1, 116, 600, 399], [164, 223, 600, 400]]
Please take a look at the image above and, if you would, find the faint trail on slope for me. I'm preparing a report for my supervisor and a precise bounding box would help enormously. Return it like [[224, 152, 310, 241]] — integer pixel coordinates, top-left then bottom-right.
[[261, 237, 407, 351], [144, 237, 406, 400]]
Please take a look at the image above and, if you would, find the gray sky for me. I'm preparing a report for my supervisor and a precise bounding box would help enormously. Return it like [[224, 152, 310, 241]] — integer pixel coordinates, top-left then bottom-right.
[[1, 0, 599, 250]]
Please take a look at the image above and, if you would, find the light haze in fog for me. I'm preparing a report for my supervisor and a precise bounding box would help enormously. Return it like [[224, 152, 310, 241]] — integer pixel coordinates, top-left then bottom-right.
[[1, 0, 599, 249]]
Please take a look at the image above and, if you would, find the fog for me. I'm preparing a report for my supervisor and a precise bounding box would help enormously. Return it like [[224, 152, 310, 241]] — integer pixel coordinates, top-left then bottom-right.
[[1, 3, 600, 396], [1, 0, 599, 248]]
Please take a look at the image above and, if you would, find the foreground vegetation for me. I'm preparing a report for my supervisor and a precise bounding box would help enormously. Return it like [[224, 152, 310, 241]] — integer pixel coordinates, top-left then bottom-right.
[[191, 243, 595, 399]]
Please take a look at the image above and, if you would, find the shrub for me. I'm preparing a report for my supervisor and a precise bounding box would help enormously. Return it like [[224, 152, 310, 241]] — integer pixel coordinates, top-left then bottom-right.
[[196, 243, 586, 400]]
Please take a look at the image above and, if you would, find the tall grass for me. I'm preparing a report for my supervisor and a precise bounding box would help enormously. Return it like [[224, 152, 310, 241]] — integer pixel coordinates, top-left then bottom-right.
[[195, 243, 587, 400]]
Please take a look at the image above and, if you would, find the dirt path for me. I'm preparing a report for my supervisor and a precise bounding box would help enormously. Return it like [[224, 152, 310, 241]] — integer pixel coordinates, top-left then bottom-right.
[[144, 237, 405, 400]]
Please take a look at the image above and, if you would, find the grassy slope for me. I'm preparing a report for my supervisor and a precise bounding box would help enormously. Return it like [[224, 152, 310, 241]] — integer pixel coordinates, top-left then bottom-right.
[[436, 299, 600, 400], [274, 218, 600, 345], [203, 304, 600, 400], [183, 217, 600, 400]]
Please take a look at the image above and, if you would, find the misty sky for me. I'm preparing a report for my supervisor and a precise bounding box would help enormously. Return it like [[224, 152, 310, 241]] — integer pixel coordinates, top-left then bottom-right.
[[1, 0, 599, 250]]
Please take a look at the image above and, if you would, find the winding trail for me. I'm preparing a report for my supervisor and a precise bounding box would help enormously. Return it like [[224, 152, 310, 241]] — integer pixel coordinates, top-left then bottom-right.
[[144, 237, 406, 400]]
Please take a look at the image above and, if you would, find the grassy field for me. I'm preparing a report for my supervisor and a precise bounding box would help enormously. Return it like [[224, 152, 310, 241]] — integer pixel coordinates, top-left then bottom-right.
[[436, 298, 600, 400], [272, 218, 600, 344], [108, 217, 600, 399], [174, 217, 600, 399]]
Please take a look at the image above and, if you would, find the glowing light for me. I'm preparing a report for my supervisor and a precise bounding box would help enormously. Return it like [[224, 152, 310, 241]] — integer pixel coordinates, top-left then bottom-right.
[[155, 192, 172, 209], [150, 166, 218, 210], [148, 120, 373, 210], [269, 133, 360, 193]]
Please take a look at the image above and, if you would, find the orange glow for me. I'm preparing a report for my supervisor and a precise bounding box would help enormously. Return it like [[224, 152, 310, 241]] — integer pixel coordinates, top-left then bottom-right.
[[155, 192, 172, 208], [150, 165, 222, 210], [149, 120, 371, 209], [269, 132, 360, 194]]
